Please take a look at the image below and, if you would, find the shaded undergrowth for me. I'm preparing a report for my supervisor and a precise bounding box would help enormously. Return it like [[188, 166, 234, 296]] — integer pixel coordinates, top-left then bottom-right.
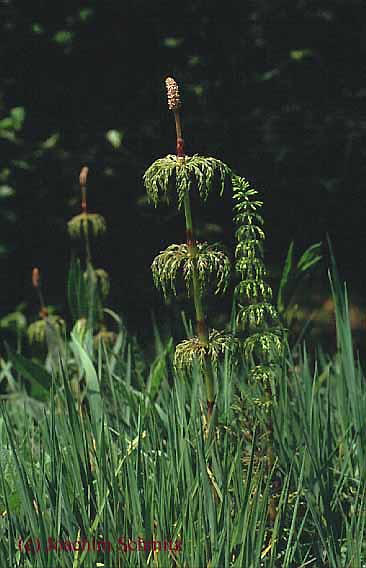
[[0, 269, 365, 567]]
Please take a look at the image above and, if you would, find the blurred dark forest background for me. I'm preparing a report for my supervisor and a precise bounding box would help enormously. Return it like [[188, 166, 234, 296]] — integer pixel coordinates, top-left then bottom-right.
[[1, 0, 365, 341]]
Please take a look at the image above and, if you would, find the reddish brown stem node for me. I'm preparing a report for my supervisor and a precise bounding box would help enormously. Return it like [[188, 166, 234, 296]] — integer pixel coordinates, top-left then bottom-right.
[[177, 137, 185, 158], [186, 229, 195, 246], [39, 307, 49, 319], [196, 319, 207, 337]]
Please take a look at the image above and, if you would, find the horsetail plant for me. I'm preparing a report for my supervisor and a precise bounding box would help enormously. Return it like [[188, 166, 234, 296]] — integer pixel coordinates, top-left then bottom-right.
[[67, 166, 107, 262], [144, 77, 234, 419], [233, 174, 285, 520], [233, 175, 284, 392], [67, 166, 110, 335], [27, 267, 65, 345]]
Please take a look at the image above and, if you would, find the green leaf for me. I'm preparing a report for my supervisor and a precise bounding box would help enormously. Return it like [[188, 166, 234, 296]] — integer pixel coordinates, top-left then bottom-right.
[[53, 30, 73, 45], [10, 107, 25, 131], [163, 37, 184, 48], [297, 242, 322, 272], [106, 129, 123, 149], [0, 185, 15, 198], [40, 133, 59, 150], [260, 68, 280, 81], [277, 241, 294, 313], [70, 332, 103, 446], [11, 160, 31, 170], [32, 23, 44, 35], [67, 257, 88, 321], [147, 338, 173, 400], [0, 311, 26, 331], [290, 49, 312, 61], [0, 118, 13, 130], [6, 347, 51, 400], [79, 8, 93, 21]]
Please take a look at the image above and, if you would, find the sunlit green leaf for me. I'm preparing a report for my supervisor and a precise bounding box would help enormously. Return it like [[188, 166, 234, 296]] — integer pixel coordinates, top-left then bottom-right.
[[106, 129, 123, 149]]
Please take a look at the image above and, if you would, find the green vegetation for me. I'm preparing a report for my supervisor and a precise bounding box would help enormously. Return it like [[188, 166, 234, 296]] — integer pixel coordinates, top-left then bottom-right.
[[0, 73, 365, 567], [0, 269, 365, 566]]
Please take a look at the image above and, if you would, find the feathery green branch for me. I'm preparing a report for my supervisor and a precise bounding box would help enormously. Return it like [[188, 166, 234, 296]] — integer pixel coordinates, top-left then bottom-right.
[[152, 242, 230, 299], [67, 212, 106, 239], [143, 154, 230, 208], [174, 329, 237, 370]]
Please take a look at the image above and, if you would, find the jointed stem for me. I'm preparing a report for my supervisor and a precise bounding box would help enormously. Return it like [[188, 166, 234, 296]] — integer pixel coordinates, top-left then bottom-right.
[[169, 83, 216, 419], [84, 222, 92, 266], [32, 268, 48, 319], [80, 176, 92, 265], [173, 110, 182, 141], [173, 110, 185, 159], [183, 185, 215, 417], [38, 288, 47, 316]]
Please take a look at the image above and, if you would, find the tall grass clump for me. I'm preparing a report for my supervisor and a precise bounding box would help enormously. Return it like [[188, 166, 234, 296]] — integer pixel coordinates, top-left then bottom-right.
[[1, 276, 366, 566]]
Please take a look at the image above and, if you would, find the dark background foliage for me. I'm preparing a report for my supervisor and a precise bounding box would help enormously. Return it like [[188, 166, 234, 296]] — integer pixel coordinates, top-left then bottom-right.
[[1, 0, 365, 338]]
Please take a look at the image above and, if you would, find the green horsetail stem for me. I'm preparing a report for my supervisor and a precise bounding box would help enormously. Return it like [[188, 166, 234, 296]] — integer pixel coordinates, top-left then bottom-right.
[[182, 190, 216, 415], [168, 75, 216, 418]]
